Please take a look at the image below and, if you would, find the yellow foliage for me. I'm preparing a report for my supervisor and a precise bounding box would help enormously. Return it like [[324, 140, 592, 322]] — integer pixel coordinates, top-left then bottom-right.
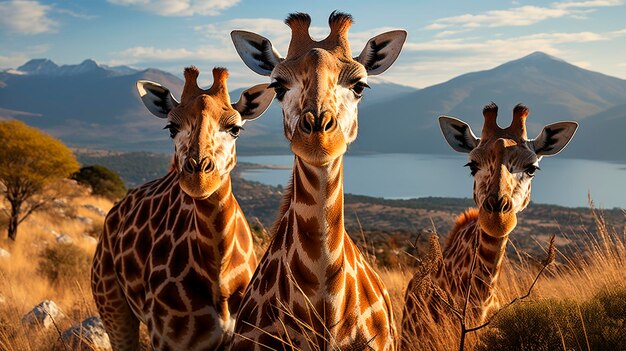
[[0, 120, 79, 185]]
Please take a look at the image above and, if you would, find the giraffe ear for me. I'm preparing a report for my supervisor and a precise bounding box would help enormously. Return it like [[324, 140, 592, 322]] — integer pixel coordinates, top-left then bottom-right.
[[532, 121, 578, 156], [355, 30, 407, 76], [232, 84, 276, 122], [439, 116, 480, 153], [136, 80, 179, 119], [231, 30, 284, 76]]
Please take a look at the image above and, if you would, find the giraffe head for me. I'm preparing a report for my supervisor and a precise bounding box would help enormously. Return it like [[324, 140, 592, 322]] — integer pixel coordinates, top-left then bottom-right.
[[136, 66, 275, 199], [439, 103, 577, 237], [231, 12, 406, 166]]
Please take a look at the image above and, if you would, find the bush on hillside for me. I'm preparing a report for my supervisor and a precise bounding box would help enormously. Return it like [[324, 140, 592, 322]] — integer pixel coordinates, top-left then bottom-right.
[[72, 165, 127, 200], [479, 286, 626, 350], [38, 244, 91, 287]]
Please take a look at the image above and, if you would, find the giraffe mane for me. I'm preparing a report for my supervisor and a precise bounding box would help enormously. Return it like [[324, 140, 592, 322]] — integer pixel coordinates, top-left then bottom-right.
[[444, 208, 479, 248]]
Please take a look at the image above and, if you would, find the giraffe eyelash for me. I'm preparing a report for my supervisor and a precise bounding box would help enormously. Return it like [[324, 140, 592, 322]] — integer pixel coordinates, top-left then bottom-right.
[[268, 80, 289, 101], [524, 164, 540, 177], [350, 81, 370, 98], [464, 161, 480, 176], [163, 122, 180, 139]]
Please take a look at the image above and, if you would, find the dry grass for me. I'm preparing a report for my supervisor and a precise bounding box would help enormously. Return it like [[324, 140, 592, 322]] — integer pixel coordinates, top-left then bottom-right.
[[0, 193, 113, 351], [1, 191, 624, 350], [394, 204, 626, 351]]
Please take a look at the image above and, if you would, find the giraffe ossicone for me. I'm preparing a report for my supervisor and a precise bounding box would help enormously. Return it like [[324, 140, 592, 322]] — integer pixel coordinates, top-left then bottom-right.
[[91, 66, 275, 351], [400, 103, 577, 350], [230, 11, 406, 351]]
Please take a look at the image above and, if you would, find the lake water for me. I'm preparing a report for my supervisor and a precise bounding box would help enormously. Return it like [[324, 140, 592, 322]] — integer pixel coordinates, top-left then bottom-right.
[[238, 154, 626, 209]]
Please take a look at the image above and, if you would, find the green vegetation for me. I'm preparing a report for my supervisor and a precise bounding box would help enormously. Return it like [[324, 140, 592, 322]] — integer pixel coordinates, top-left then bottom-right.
[[0, 120, 79, 240], [72, 165, 127, 200], [75, 151, 170, 187], [479, 286, 626, 351]]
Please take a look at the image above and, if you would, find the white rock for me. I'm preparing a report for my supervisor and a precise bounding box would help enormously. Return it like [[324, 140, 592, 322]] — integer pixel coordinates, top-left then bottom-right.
[[0, 247, 10, 258], [56, 234, 74, 244], [82, 204, 107, 217], [21, 300, 65, 329], [82, 235, 98, 245], [75, 215, 93, 225], [0, 294, 6, 304], [61, 316, 111, 351]]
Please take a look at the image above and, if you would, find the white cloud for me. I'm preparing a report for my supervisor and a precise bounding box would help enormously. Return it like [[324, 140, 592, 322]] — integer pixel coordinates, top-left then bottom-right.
[[426, 0, 623, 32], [55, 8, 97, 20], [0, 54, 30, 69], [0, 44, 50, 69], [0, 0, 57, 35], [116, 45, 240, 63], [108, 0, 240, 16], [554, 0, 623, 9], [405, 29, 625, 55], [434, 29, 471, 38]]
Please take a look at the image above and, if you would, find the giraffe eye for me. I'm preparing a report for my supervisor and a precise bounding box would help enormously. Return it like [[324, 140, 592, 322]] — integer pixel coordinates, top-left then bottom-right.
[[464, 161, 480, 176], [350, 81, 370, 98], [227, 125, 243, 139], [525, 165, 540, 177], [164, 122, 179, 139], [268, 80, 288, 101]]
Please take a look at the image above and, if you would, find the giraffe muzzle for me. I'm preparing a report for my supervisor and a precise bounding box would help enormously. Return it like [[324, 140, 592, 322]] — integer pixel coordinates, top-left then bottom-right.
[[183, 157, 214, 175], [482, 194, 513, 214], [299, 111, 336, 134], [479, 195, 516, 237]]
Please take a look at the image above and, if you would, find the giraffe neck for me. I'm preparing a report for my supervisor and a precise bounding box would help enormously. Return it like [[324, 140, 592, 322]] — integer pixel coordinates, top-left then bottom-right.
[[276, 155, 346, 278], [166, 171, 243, 277], [437, 211, 510, 317]]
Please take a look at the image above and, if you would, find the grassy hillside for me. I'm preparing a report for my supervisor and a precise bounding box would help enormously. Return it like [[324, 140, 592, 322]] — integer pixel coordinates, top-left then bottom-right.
[[0, 179, 624, 350]]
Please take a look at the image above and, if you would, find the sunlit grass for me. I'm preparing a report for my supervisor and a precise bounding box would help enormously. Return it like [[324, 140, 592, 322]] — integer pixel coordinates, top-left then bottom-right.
[[1, 190, 624, 350]]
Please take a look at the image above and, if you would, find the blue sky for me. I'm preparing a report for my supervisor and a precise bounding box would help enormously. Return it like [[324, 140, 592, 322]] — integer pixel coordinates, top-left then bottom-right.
[[1, 0, 625, 89]]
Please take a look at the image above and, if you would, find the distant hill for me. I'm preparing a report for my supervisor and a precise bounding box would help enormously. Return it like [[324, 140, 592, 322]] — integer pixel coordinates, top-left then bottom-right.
[[0, 59, 183, 152], [2, 54, 626, 161], [353, 52, 626, 159], [565, 102, 626, 162], [0, 59, 416, 155]]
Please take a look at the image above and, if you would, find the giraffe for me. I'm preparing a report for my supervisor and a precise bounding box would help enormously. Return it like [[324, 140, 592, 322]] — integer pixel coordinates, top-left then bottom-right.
[[91, 66, 275, 351], [229, 12, 407, 351], [400, 103, 578, 350]]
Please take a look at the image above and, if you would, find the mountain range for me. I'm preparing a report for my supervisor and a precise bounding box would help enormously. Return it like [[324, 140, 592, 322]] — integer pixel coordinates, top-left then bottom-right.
[[1, 53, 625, 162]]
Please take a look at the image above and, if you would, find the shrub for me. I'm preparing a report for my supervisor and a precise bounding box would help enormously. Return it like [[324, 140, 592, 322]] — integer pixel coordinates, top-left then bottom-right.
[[38, 244, 91, 287], [479, 286, 626, 351], [72, 165, 127, 200]]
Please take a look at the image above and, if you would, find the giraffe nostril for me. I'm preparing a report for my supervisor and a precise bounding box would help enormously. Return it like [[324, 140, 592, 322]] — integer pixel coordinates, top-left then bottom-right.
[[200, 158, 213, 173], [183, 159, 196, 174], [484, 195, 500, 213], [324, 117, 334, 131], [300, 117, 313, 134], [483, 195, 512, 213], [501, 197, 513, 212]]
